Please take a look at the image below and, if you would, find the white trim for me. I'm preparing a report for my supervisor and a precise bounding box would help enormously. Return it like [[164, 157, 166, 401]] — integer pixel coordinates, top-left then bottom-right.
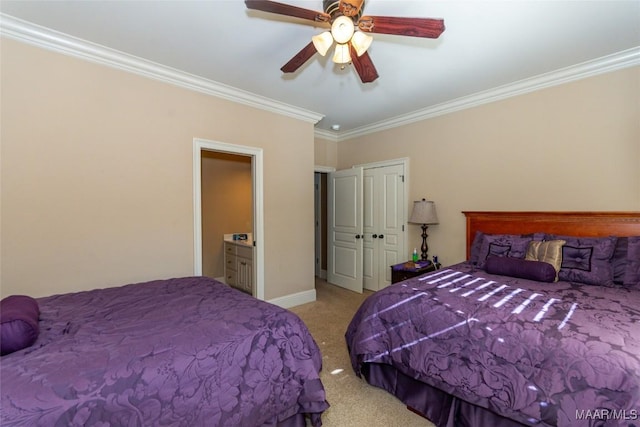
[[193, 138, 265, 300], [320, 47, 640, 141], [353, 157, 409, 171], [314, 129, 339, 142], [0, 13, 323, 126], [268, 289, 317, 309], [314, 165, 336, 173]]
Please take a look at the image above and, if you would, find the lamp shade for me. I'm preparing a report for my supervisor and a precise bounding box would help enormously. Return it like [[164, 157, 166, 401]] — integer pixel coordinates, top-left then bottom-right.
[[409, 199, 439, 225], [332, 43, 352, 64], [351, 31, 372, 57], [312, 31, 333, 56]]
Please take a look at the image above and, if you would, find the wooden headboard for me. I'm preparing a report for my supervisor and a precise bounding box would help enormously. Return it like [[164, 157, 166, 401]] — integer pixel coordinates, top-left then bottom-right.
[[463, 211, 640, 260]]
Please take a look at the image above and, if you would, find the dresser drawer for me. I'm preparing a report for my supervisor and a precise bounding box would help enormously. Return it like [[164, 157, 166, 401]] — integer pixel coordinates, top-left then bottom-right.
[[225, 254, 237, 271]]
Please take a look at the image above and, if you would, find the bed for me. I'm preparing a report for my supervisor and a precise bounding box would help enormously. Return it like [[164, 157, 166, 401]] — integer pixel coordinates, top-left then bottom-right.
[[346, 211, 640, 427], [1, 276, 329, 426]]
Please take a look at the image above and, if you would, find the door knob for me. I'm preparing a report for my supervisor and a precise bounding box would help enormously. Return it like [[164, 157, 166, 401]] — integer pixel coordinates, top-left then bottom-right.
[[372, 234, 378, 238], [378, 234, 384, 238], [355, 234, 361, 239]]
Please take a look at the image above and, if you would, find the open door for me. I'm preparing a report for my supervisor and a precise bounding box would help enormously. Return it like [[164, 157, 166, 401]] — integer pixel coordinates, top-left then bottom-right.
[[328, 168, 363, 293]]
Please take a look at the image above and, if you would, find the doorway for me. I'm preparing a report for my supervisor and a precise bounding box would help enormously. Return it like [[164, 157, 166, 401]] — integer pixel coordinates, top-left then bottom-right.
[[193, 139, 265, 300], [314, 166, 335, 281], [201, 151, 252, 280], [314, 172, 328, 279]]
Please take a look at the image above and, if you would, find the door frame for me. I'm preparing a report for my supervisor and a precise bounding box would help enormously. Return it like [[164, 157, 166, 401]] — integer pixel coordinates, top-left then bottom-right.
[[193, 138, 265, 300]]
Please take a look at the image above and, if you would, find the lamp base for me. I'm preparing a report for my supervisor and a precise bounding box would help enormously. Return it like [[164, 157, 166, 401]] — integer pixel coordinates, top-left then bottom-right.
[[420, 224, 429, 261]]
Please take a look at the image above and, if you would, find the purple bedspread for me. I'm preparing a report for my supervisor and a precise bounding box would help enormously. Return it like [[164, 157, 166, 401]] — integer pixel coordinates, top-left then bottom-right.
[[1, 277, 328, 426], [346, 263, 640, 427]]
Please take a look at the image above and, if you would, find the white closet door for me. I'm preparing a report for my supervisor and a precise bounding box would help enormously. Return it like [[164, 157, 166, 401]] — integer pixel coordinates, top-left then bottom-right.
[[327, 168, 363, 293], [377, 164, 404, 289], [363, 164, 405, 291], [362, 169, 377, 291]]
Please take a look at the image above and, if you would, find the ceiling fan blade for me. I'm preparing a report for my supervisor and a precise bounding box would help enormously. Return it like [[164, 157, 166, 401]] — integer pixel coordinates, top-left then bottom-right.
[[281, 42, 318, 73], [245, 0, 330, 23], [349, 44, 378, 83], [339, 0, 364, 17], [358, 16, 445, 38]]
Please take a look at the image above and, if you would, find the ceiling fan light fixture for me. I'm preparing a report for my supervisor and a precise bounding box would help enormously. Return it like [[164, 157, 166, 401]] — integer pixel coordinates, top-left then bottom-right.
[[312, 31, 334, 56], [332, 43, 352, 64], [350, 31, 372, 56], [331, 15, 355, 44]]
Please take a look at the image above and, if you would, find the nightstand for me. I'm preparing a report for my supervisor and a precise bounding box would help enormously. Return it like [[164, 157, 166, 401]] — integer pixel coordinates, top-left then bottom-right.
[[391, 260, 440, 284]]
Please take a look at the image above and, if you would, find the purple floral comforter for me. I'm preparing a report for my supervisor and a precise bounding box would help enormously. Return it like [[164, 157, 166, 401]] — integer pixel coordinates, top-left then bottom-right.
[[1, 277, 328, 426], [346, 263, 640, 427]]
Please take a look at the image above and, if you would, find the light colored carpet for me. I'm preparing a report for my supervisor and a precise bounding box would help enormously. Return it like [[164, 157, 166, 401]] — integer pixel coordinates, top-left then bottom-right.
[[289, 278, 435, 427]]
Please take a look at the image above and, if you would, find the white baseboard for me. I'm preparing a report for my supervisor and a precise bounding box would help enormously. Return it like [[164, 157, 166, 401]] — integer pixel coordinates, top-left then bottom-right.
[[268, 288, 317, 309]]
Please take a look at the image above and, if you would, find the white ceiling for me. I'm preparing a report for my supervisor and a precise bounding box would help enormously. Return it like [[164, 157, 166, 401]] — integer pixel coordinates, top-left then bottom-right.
[[1, 1, 639, 138]]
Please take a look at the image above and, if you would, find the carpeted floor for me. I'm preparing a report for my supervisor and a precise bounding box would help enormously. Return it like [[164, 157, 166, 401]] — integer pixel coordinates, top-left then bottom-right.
[[289, 278, 435, 427]]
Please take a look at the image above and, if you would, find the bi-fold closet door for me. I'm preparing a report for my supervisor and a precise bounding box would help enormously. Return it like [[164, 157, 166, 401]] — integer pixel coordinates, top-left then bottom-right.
[[328, 161, 405, 293]]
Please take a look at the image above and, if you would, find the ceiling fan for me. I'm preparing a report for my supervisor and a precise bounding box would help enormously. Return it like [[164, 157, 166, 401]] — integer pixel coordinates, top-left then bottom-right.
[[245, 0, 445, 83]]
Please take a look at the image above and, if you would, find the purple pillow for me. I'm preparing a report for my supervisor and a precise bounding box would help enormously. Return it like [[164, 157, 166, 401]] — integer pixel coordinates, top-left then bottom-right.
[[1, 295, 40, 356], [469, 231, 484, 265], [485, 256, 557, 283], [548, 235, 617, 286], [477, 234, 534, 267], [611, 237, 628, 285], [623, 237, 640, 286]]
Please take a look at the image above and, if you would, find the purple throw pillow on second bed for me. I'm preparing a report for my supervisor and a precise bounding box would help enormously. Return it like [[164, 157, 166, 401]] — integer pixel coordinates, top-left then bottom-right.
[[485, 256, 557, 283], [1, 295, 40, 356], [624, 237, 640, 286]]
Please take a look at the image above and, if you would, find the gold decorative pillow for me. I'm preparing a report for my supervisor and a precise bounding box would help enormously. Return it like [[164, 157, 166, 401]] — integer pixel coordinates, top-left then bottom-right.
[[525, 240, 566, 281]]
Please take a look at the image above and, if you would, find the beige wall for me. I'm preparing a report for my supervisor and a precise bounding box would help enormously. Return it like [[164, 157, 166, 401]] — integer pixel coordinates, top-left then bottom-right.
[[1, 38, 316, 300], [335, 66, 640, 266], [314, 137, 338, 169], [2, 37, 638, 301], [201, 152, 252, 279]]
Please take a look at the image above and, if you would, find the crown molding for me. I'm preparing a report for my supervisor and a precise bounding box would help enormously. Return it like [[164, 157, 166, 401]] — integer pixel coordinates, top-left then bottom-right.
[[313, 128, 340, 142], [330, 46, 640, 142], [1, 14, 635, 141], [0, 13, 324, 125]]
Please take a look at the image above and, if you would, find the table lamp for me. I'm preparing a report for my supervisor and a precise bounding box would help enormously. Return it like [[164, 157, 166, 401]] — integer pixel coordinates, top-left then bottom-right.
[[409, 199, 439, 261]]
